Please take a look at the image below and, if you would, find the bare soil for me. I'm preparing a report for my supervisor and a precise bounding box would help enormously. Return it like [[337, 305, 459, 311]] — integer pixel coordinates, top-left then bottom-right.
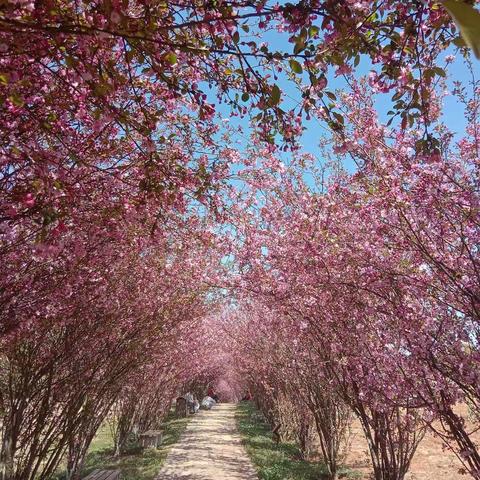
[[344, 405, 479, 480]]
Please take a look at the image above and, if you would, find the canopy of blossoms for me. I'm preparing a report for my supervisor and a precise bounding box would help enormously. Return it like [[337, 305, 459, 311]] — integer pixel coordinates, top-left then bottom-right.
[[1, 1, 479, 480]]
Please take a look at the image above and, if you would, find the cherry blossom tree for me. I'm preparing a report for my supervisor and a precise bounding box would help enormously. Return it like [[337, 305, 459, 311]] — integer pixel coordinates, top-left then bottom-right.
[[225, 69, 479, 476], [1, 2, 479, 480]]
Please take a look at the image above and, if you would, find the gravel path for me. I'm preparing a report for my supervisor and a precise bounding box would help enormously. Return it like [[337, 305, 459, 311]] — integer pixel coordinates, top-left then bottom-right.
[[156, 403, 258, 480]]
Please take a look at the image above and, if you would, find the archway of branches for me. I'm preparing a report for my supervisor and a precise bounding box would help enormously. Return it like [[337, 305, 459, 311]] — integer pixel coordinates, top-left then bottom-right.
[[1, 2, 480, 480]]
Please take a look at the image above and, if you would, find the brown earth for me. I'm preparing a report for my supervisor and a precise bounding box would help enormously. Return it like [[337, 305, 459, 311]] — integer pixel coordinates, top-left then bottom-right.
[[344, 405, 478, 480]]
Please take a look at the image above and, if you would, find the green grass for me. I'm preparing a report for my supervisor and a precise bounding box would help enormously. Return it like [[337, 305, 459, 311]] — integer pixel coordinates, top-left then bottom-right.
[[235, 401, 357, 480], [55, 412, 191, 480]]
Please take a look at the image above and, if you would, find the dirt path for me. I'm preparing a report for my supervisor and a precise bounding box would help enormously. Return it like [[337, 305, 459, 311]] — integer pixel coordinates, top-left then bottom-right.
[[156, 403, 258, 480]]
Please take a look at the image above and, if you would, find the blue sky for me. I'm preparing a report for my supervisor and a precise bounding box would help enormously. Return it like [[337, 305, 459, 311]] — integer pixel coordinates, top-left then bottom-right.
[[204, 25, 477, 177]]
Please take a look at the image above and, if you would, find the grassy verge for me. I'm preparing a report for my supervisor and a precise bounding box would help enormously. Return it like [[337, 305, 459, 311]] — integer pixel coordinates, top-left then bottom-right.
[[235, 401, 357, 480], [55, 412, 191, 480]]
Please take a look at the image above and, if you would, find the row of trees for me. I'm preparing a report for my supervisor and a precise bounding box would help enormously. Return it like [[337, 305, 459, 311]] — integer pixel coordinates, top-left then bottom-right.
[[1, 1, 235, 479], [0, 203, 226, 479], [1, 1, 478, 479], [225, 73, 480, 480]]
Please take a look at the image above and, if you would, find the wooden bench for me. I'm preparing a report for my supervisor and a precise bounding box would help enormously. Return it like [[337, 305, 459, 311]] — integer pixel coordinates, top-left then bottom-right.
[[139, 430, 163, 448], [83, 470, 121, 480]]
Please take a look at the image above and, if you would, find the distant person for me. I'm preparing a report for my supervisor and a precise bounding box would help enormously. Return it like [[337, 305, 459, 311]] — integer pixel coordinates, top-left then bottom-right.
[[207, 386, 220, 403], [185, 392, 197, 414]]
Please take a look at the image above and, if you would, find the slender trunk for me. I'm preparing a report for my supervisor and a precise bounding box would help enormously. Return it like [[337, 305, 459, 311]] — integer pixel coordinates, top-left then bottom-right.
[[442, 406, 480, 478], [0, 432, 14, 480], [0, 407, 21, 480]]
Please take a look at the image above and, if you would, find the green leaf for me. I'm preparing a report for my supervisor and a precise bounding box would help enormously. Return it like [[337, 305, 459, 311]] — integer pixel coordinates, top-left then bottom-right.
[[164, 52, 177, 65], [65, 55, 76, 68], [293, 38, 306, 54], [270, 84, 281, 105], [289, 59, 303, 74], [241, 92, 250, 102], [93, 83, 110, 97], [433, 66, 446, 77], [9, 93, 24, 107], [443, 0, 480, 59], [453, 35, 467, 47], [332, 112, 344, 125], [232, 31, 240, 44], [308, 25, 319, 37], [125, 49, 135, 63]]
